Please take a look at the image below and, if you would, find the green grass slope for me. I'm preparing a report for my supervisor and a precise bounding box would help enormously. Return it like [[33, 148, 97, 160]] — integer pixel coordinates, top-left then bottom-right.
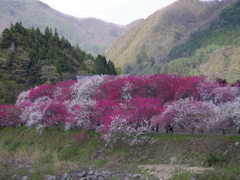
[[1, 127, 240, 179]]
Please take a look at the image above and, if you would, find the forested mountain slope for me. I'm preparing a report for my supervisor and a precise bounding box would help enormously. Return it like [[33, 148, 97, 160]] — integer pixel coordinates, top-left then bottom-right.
[[0, 23, 116, 104], [0, 0, 134, 55], [163, 0, 240, 83], [104, 0, 236, 75]]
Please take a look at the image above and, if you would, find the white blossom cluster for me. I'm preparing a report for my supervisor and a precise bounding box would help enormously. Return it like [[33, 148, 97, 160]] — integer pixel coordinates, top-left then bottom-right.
[[20, 96, 51, 127], [160, 98, 220, 133], [100, 115, 151, 146]]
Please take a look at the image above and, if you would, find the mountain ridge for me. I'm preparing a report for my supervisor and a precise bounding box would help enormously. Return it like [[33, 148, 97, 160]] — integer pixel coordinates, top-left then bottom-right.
[[0, 0, 138, 55], [163, 0, 240, 83], [104, 0, 237, 75]]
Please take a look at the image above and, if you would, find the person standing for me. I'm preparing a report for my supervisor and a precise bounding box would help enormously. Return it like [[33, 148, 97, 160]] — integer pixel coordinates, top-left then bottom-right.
[[198, 125, 204, 134], [169, 123, 173, 133], [238, 126, 240, 135], [155, 123, 159, 132], [222, 126, 226, 135], [165, 123, 170, 133]]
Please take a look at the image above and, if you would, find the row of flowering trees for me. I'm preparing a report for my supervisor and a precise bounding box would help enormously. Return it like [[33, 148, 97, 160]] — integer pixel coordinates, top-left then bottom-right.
[[1, 75, 240, 138]]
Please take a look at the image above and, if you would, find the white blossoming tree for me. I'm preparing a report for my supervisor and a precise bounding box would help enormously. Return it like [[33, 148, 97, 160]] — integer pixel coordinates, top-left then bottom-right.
[[160, 98, 220, 134], [219, 97, 240, 127]]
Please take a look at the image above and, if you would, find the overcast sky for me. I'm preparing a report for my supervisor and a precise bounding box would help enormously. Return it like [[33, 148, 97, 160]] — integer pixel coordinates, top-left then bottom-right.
[[40, 0, 177, 25]]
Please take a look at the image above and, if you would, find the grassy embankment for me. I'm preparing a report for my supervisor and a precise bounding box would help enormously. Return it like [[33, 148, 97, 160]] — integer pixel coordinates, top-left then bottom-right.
[[0, 126, 240, 179]]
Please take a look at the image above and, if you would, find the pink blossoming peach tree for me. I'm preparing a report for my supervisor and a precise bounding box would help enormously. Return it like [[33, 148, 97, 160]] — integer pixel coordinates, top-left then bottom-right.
[[0, 74, 237, 142]]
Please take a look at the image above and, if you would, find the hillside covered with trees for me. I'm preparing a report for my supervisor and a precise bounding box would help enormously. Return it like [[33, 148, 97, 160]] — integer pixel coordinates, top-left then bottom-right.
[[104, 0, 239, 82], [0, 23, 116, 104], [163, 0, 240, 83]]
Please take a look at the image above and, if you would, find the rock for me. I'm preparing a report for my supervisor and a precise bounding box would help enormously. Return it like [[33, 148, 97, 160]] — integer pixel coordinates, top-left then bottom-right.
[[92, 175, 98, 179], [132, 174, 141, 178], [12, 175, 18, 179], [124, 177, 131, 180], [61, 173, 70, 180], [3, 160, 12, 166], [94, 171, 100, 176], [21, 176, 29, 180], [88, 170, 94, 175], [170, 157, 177, 164], [21, 167, 147, 180], [96, 177, 105, 180], [102, 171, 111, 176], [44, 175, 56, 180], [190, 176, 197, 180], [18, 164, 25, 169], [28, 168, 35, 173], [77, 171, 86, 178]]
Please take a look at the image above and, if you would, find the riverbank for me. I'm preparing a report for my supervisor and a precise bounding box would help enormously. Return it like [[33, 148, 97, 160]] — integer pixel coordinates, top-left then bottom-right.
[[0, 127, 240, 179]]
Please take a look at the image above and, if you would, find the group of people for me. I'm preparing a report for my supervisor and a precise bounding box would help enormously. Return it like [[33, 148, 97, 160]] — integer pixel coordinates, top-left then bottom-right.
[[152, 123, 240, 134], [219, 126, 240, 135], [165, 123, 174, 133], [151, 123, 174, 133]]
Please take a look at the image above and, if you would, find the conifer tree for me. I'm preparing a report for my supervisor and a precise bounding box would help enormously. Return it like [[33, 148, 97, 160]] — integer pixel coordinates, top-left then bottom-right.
[[0, 29, 13, 48], [107, 60, 117, 75], [94, 55, 109, 74]]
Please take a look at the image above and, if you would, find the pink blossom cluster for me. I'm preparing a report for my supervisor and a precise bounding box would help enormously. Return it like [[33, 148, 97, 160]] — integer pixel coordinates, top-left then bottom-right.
[[0, 104, 21, 127], [0, 75, 239, 138]]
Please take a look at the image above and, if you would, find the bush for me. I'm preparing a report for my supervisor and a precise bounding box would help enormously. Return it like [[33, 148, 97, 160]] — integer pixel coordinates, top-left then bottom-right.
[[171, 170, 191, 180], [58, 147, 79, 161], [203, 152, 220, 167], [4, 136, 14, 145]]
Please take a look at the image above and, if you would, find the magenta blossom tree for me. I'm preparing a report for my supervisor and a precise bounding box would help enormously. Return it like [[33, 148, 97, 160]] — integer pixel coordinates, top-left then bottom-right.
[[95, 99, 123, 126], [174, 76, 205, 101], [0, 105, 22, 127], [15, 74, 238, 139], [197, 79, 220, 101], [125, 97, 163, 129], [42, 100, 68, 126], [28, 84, 56, 102]]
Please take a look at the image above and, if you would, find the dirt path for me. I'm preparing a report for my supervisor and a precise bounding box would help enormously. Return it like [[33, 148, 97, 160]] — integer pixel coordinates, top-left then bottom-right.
[[139, 164, 213, 180]]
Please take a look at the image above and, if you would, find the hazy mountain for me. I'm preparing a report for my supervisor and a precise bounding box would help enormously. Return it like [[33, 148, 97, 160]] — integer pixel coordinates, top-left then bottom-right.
[[104, 0, 237, 75], [0, 0, 135, 55]]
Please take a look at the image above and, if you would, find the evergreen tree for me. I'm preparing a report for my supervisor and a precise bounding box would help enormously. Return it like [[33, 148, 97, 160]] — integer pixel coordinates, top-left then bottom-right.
[[40, 65, 60, 84], [94, 55, 109, 74], [53, 28, 60, 45], [44, 27, 53, 41], [108, 60, 117, 75], [0, 28, 13, 48]]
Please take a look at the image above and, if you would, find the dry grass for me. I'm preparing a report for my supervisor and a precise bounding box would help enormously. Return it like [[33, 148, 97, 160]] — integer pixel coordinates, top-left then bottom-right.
[[1, 127, 240, 179], [0, 148, 11, 161], [0, 146, 81, 176]]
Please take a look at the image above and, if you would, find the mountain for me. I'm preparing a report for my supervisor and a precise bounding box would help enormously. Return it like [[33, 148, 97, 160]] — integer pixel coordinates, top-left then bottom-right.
[[103, 0, 237, 75], [163, 0, 240, 83], [0, 0, 134, 55]]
